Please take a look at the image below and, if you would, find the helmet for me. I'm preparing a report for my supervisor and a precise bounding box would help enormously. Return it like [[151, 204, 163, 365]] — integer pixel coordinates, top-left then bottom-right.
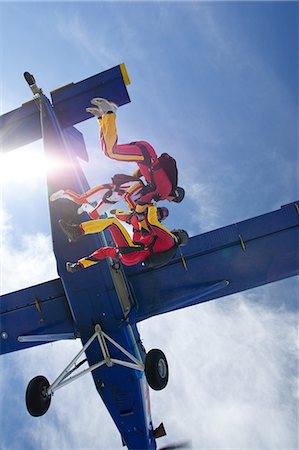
[[157, 207, 169, 221], [171, 186, 185, 203], [171, 229, 189, 246]]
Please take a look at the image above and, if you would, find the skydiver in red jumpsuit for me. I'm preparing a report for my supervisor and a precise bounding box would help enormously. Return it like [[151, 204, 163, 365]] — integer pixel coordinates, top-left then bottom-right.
[[86, 98, 185, 215], [59, 205, 188, 271]]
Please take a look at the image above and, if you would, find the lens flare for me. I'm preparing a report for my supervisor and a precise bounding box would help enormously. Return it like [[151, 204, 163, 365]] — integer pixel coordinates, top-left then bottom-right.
[[0, 148, 66, 185]]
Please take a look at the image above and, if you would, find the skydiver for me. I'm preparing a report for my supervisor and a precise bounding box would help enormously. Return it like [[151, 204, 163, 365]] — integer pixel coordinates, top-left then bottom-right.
[[86, 98, 185, 216], [59, 205, 188, 271]]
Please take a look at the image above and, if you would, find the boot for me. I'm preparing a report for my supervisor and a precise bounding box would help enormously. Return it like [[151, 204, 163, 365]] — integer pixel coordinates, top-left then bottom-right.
[[86, 107, 103, 118], [90, 97, 118, 115], [66, 262, 81, 273], [59, 220, 83, 242]]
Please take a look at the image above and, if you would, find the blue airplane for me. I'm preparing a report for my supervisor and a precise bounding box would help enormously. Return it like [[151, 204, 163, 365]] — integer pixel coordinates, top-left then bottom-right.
[[1, 64, 298, 450]]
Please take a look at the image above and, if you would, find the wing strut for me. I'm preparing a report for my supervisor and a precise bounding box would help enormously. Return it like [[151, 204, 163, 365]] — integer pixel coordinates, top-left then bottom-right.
[[18, 333, 77, 343]]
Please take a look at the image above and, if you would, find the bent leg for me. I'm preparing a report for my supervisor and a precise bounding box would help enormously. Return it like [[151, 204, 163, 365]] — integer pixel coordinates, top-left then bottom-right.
[[100, 113, 155, 163], [79, 247, 118, 268], [55, 186, 108, 205], [81, 185, 112, 204], [80, 217, 140, 249], [50, 188, 83, 204], [51, 186, 113, 220], [80, 217, 119, 235], [78, 245, 149, 268]]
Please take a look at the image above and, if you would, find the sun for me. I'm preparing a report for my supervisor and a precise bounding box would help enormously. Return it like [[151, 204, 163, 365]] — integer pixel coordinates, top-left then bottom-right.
[[0, 144, 64, 185]]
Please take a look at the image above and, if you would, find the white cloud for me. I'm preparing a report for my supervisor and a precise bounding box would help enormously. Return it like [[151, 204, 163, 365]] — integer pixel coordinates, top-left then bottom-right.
[[0, 206, 57, 295], [0, 206, 12, 235], [141, 297, 298, 449]]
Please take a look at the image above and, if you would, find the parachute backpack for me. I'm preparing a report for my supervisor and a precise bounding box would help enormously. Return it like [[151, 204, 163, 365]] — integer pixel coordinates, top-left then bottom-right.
[[158, 153, 178, 193], [144, 229, 189, 270], [144, 245, 178, 269]]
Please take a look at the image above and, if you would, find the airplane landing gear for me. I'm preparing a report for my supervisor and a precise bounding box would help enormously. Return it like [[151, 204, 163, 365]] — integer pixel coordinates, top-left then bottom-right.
[[24, 327, 169, 420], [145, 349, 169, 391], [26, 375, 51, 417]]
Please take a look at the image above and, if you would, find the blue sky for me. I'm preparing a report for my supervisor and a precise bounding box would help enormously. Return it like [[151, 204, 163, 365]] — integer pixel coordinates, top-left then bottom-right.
[[0, 2, 298, 450]]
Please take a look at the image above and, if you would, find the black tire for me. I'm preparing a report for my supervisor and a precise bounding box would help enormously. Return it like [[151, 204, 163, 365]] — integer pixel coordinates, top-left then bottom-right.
[[145, 349, 169, 391], [26, 375, 51, 417]]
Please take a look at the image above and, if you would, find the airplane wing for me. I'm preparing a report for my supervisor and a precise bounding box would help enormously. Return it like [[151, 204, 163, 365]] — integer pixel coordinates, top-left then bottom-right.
[[0, 251, 133, 357], [0, 278, 77, 355], [0, 63, 130, 152], [0, 99, 41, 152], [125, 201, 299, 321]]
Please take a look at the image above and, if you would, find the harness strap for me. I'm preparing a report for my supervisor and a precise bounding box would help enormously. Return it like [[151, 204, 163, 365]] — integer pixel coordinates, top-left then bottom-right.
[[118, 244, 145, 254], [147, 234, 158, 253]]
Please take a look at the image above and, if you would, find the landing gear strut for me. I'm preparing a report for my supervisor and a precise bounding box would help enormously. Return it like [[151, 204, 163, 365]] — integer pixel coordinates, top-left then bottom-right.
[[24, 325, 169, 417]]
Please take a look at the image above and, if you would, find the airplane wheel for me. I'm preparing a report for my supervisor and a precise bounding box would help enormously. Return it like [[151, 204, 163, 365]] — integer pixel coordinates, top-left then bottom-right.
[[145, 349, 169, 391], [26, 375, 51, 417]]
